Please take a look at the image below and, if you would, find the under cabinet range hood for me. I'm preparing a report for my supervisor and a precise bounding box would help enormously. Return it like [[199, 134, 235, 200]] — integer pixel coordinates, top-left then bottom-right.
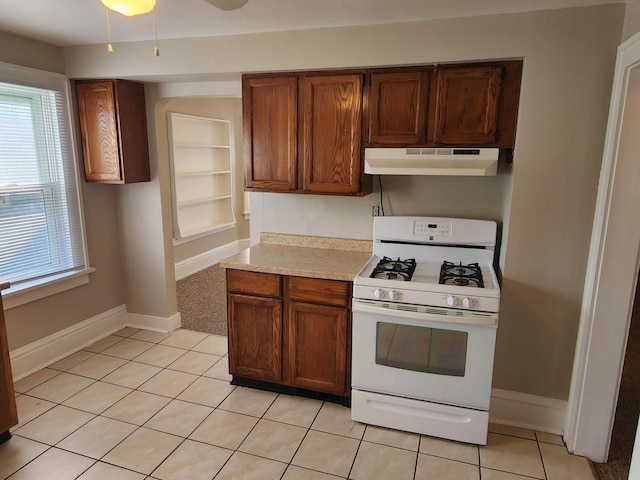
[[364, 147, 500, 176]]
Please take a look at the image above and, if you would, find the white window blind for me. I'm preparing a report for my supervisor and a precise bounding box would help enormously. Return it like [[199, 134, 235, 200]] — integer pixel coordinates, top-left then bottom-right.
[[0, 73, 86, 288]]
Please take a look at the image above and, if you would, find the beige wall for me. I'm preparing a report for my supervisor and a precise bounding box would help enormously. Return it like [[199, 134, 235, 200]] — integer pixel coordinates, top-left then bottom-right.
[[62, 5, 625, 401], [0, 30, 64, 74], [0, 32, 127, 350], [1, 4, 626, 402], [624, 0, 640, 40], [156, 97, 249, 263], [117, 84, 177, 318]]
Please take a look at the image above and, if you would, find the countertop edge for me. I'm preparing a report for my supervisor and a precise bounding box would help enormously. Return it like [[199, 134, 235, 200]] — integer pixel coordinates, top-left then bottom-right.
[[219, 262, 359, 282], [219, 239, 372, 282], [259, 232, 372, 252]]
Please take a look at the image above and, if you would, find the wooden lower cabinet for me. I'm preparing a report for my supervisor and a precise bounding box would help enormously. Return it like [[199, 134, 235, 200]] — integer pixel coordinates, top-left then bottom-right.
[[285, 301, 348, 395], [0, 283, 18, 443], [227, 294, 283, 382], [226, 269, 351, 398]]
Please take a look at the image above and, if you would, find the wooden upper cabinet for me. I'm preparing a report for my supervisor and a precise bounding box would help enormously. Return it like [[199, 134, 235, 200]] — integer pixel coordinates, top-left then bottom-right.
[[242, 71, 368, 196], [243, 76, 298, 192], [364, 61, 522, 148], [299, 73, 364, 195], [76, 79, 150, 184], [366, 69, 430, 145], [242, 61, 522, 190], [433, 65, 502, 145]]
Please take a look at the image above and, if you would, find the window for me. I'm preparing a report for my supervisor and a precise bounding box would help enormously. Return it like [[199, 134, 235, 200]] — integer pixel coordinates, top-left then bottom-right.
[[0, 63, 88, 306]]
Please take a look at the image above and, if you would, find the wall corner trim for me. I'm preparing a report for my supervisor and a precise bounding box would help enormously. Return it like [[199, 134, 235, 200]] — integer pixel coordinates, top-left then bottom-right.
[[126, 311, 181, 333], [490, 388, 567, 435], [9, 304, 128, 381], [9, 306, 183, 381], [174, 238, 251, 280]]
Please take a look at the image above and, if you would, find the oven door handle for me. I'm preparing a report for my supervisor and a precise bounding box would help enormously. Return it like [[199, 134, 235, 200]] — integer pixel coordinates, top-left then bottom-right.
[[352, 299, 498, 327]]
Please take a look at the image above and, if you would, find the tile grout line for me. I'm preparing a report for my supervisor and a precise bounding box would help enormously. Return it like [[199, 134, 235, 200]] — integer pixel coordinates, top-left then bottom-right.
[[8, 329, 210, 479], [282, 401, 346, 480], [10, 328, 572, 480]]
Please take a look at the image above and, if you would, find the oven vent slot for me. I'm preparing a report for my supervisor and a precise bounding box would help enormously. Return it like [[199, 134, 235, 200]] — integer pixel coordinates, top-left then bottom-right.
[[387, 303, 452, 316], [396, 304, 419, 313], [425, 307, 448, 315]]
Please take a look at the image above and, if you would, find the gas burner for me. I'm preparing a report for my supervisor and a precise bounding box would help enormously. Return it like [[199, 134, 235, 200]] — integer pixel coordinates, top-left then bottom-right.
[[439, 261, 484, 288], [370, 257, 417, 281]]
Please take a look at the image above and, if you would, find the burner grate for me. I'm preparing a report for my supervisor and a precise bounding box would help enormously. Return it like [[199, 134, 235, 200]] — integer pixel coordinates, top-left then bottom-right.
[[439, 261, 484, 288], [370, 256, 417, 281]]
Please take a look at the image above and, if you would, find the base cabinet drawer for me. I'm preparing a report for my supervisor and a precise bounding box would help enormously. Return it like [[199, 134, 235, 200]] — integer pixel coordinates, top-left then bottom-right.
[[227, 270, 281, 297]]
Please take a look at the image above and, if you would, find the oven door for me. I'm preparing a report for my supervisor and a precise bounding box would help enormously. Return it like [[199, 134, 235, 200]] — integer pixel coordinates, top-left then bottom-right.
[[352, 298, 498, 411]]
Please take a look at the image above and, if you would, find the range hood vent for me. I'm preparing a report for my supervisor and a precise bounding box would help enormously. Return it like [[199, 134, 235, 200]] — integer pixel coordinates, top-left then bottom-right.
[[364, 147, 499, 176]]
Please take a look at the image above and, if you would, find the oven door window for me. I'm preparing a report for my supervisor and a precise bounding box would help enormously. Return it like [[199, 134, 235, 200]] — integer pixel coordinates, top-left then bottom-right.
[[376, 322, 468, 376]]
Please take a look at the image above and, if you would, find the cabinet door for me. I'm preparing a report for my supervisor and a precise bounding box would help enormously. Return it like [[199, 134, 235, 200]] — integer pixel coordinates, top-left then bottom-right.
[[243, 76, 298, 192], [76, 81, 122, 182], [367, 70, 429, 145], [228, 294, 283, 382], [299, 74, 363, 195], [113, 80, 150, 183], [0, 292, 18, 439], [285, 301, 348, 395], [434, 65, 502, 145]]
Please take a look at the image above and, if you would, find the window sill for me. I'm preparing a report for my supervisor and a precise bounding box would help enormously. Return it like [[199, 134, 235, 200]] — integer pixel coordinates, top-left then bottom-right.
[[2, 268, 96, 310]]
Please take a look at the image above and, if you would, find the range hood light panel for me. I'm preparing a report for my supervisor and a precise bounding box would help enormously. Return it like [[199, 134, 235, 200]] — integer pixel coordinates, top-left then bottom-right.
[[364, 148, 500, 176]]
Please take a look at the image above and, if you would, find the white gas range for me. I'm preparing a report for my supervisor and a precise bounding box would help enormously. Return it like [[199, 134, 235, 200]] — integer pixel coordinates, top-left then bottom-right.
[[351, 216, 500, 445]]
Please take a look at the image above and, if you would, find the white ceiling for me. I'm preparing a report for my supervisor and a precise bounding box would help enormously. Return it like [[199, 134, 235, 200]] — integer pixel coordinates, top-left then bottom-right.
[[0, 0, 624, 47]]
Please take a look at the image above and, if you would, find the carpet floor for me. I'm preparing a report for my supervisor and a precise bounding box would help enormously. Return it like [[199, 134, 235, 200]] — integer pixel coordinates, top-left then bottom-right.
[[176, 263, 227, 336]]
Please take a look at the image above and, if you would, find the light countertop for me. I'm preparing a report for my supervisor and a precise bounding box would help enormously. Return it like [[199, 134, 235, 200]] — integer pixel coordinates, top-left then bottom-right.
[[220, 233, 372, 281]]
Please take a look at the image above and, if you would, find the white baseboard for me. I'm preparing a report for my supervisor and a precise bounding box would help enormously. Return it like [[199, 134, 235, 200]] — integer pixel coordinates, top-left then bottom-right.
[[127, 311, 181, 333], [9, 306, 183, 381], [175, 238, 251, 280], [9, 304, 128, 381], [490, 388, 567, 435]]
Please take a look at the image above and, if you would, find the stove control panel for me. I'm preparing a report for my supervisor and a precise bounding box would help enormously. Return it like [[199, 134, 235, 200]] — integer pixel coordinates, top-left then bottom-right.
[[414, 221, 452, 237], [445, 296, 477, 309], [374, 289, 400, 301], [354, 285, 500, 312]]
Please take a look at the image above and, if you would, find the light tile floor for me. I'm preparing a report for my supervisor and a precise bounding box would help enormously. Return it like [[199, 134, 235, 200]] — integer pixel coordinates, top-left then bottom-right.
[[2, 327, 598, 480]]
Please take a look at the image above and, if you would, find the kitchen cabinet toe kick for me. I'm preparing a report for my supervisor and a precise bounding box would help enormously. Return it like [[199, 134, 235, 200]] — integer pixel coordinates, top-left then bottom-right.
[[0, 430, 11, 444], [231, 375, 351, 407]]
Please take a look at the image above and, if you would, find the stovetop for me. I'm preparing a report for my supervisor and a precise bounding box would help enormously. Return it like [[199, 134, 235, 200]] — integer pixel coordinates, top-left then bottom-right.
[[353, 216, 501, 313], [370, 257, 417, 281]]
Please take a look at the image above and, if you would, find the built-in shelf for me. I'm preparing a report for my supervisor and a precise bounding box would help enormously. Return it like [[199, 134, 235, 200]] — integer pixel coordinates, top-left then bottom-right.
[[168, 112, 236, 240], [176, 170, 232, 178], [173, 144, 231, 149]]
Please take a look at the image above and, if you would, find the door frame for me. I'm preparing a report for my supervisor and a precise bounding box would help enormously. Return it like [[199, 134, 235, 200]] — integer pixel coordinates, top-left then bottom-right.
[[564, 30, 640, 462]]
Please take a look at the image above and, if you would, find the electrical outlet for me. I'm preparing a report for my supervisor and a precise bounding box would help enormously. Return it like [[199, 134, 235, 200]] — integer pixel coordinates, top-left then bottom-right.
[[372, 205, 380, 216]]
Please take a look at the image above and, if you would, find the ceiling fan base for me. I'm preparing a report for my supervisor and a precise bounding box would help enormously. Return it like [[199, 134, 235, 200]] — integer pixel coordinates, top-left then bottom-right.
[[203, 0, 249, 11]]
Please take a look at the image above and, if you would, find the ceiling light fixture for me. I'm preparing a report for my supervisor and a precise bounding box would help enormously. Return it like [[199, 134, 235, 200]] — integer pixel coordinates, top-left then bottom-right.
[[101, 0, 160, 56]]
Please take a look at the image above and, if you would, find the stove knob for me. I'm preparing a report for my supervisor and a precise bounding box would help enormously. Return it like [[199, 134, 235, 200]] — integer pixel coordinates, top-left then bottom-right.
[[447, 296, 459, 307], [388, 290, 400, 301], [462, 297, 473, 308], [374, 289, 386, 299]]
